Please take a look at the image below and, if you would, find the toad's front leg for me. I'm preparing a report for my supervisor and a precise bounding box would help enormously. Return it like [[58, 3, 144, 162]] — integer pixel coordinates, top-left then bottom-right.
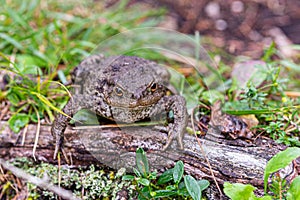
[[51, 95, 82, 159], [155, 95, 188, 150]]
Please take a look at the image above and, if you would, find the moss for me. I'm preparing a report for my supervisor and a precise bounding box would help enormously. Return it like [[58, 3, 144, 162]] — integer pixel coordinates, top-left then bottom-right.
[[6, 157, 136, 199]]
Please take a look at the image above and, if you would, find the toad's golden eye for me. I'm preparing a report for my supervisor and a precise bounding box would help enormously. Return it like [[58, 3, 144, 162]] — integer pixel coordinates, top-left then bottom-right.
[[114, 86, 123, 96], [150, 83, 157, 92]]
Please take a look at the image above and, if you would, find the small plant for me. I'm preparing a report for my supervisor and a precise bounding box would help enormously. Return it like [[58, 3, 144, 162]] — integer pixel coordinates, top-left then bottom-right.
[[223, 44, 300, 147], [240, 82, 268, 109], [268, 174, 288, 200], [223, 147, 300, 199], [122, 148, 210, 200]]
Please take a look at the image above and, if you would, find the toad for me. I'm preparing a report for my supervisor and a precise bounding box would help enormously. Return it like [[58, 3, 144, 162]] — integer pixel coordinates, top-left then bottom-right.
[[51, 54, 188, 158]]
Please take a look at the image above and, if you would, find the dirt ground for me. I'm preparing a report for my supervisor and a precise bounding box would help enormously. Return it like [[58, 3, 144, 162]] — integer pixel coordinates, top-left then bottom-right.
[[135, 0, 300, 59]]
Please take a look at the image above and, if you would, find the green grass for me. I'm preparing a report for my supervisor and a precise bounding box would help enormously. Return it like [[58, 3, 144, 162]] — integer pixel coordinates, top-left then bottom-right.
[[0, 0, 166, 131]]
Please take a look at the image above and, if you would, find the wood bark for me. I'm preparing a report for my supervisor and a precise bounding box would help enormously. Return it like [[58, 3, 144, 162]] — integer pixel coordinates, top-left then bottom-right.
[[0, 121, 284, 193]]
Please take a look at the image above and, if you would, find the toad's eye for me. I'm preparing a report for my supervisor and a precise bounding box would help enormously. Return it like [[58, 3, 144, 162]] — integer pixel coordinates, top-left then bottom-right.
[[114, 86, 123, 96], [150, 83, 157, 92]]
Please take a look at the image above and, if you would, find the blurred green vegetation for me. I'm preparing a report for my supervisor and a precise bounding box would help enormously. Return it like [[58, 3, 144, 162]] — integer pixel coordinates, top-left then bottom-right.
[[0, 0, 166, 130]]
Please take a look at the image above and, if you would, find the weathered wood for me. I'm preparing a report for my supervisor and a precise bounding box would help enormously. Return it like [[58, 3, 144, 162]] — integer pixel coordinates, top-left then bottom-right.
[[0, 120, 284, 190]]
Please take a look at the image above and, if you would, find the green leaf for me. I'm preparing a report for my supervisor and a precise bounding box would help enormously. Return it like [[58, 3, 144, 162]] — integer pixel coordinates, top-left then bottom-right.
[[287, 176, 300, 200], [184, 175, 201, 200], [138, 187, 151, 200], [224, 182, 272, 200], [263, 42, 276, 61], [30, 91, 71, 120], [198, 180, 210, 191], [178, 186, 189, 197], [0, 33, 23, 50], [165, 185, 176, 191], [71, 109, 99, 125], [16, 54, 46, 69], [136, 148, 149, 177], [223, 182, 255, 200], [133, 168, 141, 177], [157, 169, 174, 185], [137, 178, 150, 186], [151, 190, 177, 198], [8, 113, 30, 133], [6, 7, 30, 29], [57, 70, 67, 85], [122, 175, 135, 181], [280, 60, 300, 72], [264, 147, 300, 192], [30, 110, 43, 123], [148, 171, 157, 180], [22, 65, 42, 75], [6, 90, 21, 106], [173, 161, 184, 184], [168, 68, 199, 113], [201, 90, 224, 104], [178, 182, 189, 196], [258, 196, 272, 200]]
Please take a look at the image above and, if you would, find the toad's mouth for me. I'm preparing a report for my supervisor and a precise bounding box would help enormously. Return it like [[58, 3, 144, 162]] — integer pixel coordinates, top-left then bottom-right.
[[106, 96, 163, 109]]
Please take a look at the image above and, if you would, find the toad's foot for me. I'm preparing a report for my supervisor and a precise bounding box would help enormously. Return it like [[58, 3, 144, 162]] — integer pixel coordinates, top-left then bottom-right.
[[51, 118, 70, 163], [156, 95, 188, 150], [51, 97, 80, 163]]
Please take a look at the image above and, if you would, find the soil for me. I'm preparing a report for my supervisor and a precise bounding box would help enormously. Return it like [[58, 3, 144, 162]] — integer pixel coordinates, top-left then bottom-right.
[[138, 0, 300, 59]]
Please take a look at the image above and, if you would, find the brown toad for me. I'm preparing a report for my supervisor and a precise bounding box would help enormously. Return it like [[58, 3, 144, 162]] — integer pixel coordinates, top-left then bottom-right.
[[51, 54, 188, 158]]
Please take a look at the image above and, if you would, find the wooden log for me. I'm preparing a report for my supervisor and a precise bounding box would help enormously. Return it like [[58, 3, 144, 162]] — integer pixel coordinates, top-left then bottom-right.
[[0, 120, 284, 192]]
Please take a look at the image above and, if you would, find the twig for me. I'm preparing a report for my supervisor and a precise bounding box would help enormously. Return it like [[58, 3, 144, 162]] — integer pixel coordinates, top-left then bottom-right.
[[21, 124, 28, 146], [283, 116, 300, 133], [284, 91, 300, 98], [190, 106, 223, 197], [0, 158, 81, 200], [32, 107, 41, 161]]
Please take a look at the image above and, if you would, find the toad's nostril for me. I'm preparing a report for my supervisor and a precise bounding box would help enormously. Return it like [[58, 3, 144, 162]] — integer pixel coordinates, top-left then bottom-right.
[[132, 93, 141, 99]]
